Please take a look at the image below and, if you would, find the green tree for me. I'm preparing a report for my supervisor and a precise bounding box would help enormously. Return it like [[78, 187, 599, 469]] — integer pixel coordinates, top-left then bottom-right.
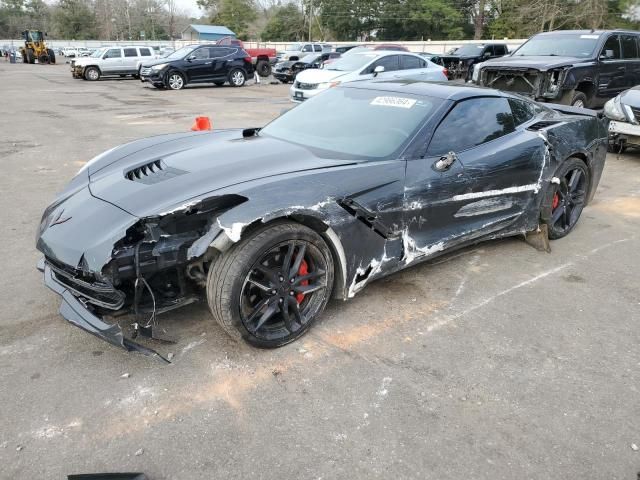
[[52, 0, 96, 39], [261, 3, 305, 41], [198, 0, 257, 39]]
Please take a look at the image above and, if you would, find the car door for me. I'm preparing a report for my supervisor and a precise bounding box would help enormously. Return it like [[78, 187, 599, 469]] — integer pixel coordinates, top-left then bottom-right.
[[122, 47, 138, 72], [183, 46, 213, 81], [398, 54, 430, 79], [597, 34, 626, 97], [361, 55, 400, 80], [101, 48, 123, 73], [404, 96, 545, 250], [620, 34, 640, 88], [209, 46, 237, 79]]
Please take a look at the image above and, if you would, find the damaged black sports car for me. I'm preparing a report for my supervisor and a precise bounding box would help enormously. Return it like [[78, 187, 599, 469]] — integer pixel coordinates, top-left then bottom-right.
[[36, 80, 607, 359]]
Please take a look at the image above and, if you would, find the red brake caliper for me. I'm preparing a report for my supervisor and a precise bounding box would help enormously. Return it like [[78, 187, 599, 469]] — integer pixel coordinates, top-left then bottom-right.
[[552, 192, 560, 210], [296, 259, 309, 304]]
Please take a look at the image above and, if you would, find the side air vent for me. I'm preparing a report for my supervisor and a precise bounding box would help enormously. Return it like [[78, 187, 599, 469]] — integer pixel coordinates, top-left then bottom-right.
[[527, 120, 561, 131], [125, 159, 187, 185]]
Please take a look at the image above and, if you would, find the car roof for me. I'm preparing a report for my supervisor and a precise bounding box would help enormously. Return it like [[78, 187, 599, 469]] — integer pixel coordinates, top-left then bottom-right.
[[534, 29, 640, 36], [343, 78, 507, 101]]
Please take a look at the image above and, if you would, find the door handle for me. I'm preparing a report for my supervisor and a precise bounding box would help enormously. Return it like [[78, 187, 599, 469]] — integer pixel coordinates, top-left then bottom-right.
[[205, 61, 212, 65], [434, 151, 457, 171], [617, 66, 625, 71]]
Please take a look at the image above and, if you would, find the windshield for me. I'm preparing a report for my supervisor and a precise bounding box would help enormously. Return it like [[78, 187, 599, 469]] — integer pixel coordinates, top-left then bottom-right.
[[513, 33, 599, 57], [90, 48, 105, 58], [165, 45, 198, 60], [455, 44, 484, 56], [326, 53, 379, 71], [260, 87, 441, 160]]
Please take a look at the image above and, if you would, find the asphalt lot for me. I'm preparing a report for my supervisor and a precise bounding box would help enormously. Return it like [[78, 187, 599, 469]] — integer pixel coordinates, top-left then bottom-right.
[[1, 61, 639, 480]]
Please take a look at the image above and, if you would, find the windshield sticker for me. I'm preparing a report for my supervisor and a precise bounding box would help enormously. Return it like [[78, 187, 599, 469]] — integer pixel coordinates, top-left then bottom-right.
[[580, 34, 599, 39], [370, 96, 417, 108]]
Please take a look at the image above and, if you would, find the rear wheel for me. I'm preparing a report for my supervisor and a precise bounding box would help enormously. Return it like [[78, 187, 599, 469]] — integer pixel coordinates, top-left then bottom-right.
[[256, 60, 271, 77], [229, 68, 246, 87], [25, 48, 35, 64], [165, 71, 185, 90], [207, 222, 334, 348], [543, 158, 590, 240], [84, 66, 100, 81]]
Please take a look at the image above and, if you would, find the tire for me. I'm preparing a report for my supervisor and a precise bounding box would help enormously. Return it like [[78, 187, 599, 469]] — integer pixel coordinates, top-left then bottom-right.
[[229, 68, 246, 87], [570, 91, 588, 108], [165, 70, 185, 90], [26, 49, 35, 64], [47, 49, 56, 64], [542, 157, 590, 240], [214, 81, 225, 86], [207, 221, 334, 348], [256, 60, 271, 77], [38, 52, 49, 64], [84, 66, 100, 81]]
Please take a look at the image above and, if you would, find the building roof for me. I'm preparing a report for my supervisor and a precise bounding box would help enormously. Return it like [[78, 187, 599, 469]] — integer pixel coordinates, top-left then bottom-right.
[[183, 24, 236, 36]]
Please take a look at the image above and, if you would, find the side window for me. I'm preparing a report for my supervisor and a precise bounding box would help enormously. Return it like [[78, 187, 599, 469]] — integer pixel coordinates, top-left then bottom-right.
[[313, 44, 322, 52], [139, 48, 151, 57], [508, 98, 537, 126], [372, 55, 399, 72], [192, 47, 209, 60], [104, 49, 122, 59], [484, 45, 494, 57], [123, 48, 137, 57], [621, 35, 639, 59], [400, 55, 422, 70], [210, 47, 235, 58], [427, 97, 516, 156], [601, 35, 621, 59], [495, 45, 507, 55], [302, 44, 313, 52]]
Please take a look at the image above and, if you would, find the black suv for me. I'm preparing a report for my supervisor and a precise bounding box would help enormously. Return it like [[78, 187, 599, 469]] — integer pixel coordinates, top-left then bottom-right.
[[475, 30, 640, 108], [439, 43, 509, 80], [140, 44, 254, 90]]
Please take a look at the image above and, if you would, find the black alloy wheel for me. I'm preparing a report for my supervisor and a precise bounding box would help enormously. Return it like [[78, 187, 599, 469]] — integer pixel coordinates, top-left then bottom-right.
[[547, 158, 590, 239], [207, 222, 334, 347]]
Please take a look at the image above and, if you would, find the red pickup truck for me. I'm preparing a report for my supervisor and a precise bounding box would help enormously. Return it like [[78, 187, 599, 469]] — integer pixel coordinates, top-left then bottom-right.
[[216, 37, 277, 77]]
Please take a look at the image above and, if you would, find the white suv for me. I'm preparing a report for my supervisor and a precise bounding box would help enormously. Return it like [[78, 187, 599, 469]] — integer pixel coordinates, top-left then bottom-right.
[[71, 46, 155, 81], [279, 43, 332, 61]]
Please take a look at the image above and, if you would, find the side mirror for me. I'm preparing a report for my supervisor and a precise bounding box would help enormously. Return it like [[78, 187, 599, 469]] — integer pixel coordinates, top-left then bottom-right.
[[483, 51, 491, 58], [603, 49, 614, 59], [373, 65, 385, 77], [186, 54, 195, 62]]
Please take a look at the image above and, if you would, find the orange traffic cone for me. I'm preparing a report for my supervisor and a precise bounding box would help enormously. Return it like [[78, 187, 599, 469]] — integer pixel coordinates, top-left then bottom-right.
[[191, 116, 212, 131]]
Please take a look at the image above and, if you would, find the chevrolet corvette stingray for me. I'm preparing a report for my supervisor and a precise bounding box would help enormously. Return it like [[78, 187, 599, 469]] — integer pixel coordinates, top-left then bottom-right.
[[36, 80, 607, 360]]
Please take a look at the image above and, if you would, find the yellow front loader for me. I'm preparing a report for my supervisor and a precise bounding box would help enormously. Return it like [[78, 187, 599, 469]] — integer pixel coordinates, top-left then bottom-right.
[[19, 30, 55, 64]]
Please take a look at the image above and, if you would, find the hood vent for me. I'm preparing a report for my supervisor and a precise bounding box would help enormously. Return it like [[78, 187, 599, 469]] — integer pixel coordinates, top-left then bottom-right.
[[125, 159, 187, 185], [526, 120, 561, 131]]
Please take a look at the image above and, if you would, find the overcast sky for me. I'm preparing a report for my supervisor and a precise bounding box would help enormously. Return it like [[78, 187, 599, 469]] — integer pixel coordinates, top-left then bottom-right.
[[175, 0, 204, 17]]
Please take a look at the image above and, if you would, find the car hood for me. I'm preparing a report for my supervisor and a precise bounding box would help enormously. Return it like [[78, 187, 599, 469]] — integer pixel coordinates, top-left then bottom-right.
[[619, 86, 640, 108], [479, 55, 587, 70], [141, 58, 176, 67], [295, 68, 347, 83], [87, 130, 355, 217]]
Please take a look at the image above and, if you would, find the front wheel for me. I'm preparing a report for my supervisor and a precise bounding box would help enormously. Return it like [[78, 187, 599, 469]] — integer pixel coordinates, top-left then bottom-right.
[[84, 66, 100, 81], [543, 158, 590, 240], [207, 222, 334, 348], [229, 68, 246, 87], [570, 91, 588, 108], [165, 71, 185, 90]]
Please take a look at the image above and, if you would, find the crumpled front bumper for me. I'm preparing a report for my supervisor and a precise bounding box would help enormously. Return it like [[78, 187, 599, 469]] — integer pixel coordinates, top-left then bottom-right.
[[38, 258, 169, 362]]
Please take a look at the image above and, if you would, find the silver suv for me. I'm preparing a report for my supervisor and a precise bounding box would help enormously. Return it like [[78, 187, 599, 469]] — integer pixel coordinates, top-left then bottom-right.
[[71, 46, 155, 81], [278, 43, 332, 61]]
